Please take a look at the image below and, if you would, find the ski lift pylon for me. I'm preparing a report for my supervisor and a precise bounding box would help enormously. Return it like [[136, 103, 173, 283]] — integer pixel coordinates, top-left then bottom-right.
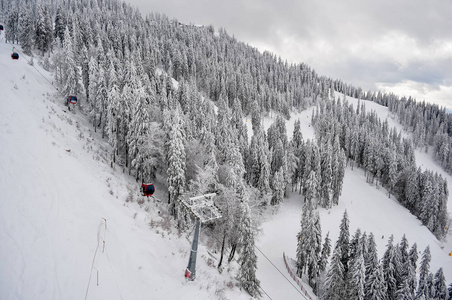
[[181, 193, 222, 281]]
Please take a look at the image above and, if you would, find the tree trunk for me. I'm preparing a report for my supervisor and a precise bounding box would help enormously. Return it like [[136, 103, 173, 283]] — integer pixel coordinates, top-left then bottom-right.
[[228, 243, 237, 263], [218, 230, 226, 268]]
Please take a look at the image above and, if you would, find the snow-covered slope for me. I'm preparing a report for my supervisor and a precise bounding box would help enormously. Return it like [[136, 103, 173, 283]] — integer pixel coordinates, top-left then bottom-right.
[[255, 95, 452, 300], [1, 33, 451, 300], [0, 38, 250, 300]]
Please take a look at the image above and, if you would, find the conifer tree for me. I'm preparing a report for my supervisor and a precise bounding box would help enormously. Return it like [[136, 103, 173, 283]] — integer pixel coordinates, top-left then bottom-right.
[[54, 6, 67, 45], [34, 5, 53, 55], [365, 264, 387, 300], [324, 246, 345, 300], [426, 273, 435, 300], [320, 142, 333, 208], [337, 210, 350, 275], [319, 232, 331, 274], [347, 239, 365, 300], [106, 62, 120, 165], [237, 200, 261, 298], [416, 246, 431, 300], [165, 107, 186, 216], [271, 167, 285, 205], [62, 27, 80, 97], [395, 279, 412, 300], [5, 8, 19, 44], [305, 170, 319, 207], [18, 6, 33, 55], [382, 235, 397, 300], [433, 268, 447, 300], [408, 243, 418, 294]]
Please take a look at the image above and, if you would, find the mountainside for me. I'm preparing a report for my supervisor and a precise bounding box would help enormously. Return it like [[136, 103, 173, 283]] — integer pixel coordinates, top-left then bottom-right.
[[0, 37, 251, 300], [1, 0, 452, 299], [2, 32, 452, 300]]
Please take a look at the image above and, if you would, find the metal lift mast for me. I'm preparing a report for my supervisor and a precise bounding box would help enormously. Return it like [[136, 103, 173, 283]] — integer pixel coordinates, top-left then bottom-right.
[[181, 193, 222, 280]]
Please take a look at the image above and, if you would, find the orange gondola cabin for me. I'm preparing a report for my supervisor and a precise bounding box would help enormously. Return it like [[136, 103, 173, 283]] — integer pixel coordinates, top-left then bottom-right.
[[141, 183, 155, 197]]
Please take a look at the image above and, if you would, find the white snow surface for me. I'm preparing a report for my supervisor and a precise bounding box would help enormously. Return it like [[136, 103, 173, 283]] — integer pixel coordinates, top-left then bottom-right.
[[0, 39, 249, 300], [1, 33, 452, 300], [255, 94, 452, 300]]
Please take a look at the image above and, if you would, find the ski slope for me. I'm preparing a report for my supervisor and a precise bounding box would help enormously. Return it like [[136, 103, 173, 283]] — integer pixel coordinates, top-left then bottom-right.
[[1, 33, 451, 300], [255, 95, 452, 300], [0, 37, 251, 300]]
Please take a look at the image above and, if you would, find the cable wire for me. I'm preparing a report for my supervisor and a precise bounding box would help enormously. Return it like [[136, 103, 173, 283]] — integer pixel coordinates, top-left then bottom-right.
[[254, 245, 310, 300], [11, 46, 66, 98], [206, 225, 311, 299], [9, 38, 309, 300]]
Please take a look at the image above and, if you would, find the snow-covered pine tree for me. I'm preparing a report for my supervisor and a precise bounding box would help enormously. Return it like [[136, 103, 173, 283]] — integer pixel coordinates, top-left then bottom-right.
[[164, 107, 186, 216], [320, 142, 333, 208], [106, 61, 120, 165], [302, 140, 313, 195], [224, 142, 246, 190], [291, 119, 304, 191], [237, 199, 261, 298], [61, 27, 80, 97], [363, 234, 380, 300], [432, 268, 447, 300], [271, 167, 284, 205], [415, 246, 431, 300], [337, 210, 350, 275], [128, 72, 151, 181], [347, 242, 365, 300], [426, 273, 435, 300], [387, 147, 397, 198], [5, 8, 18, 44], [257, 135, 271, 199], [304, 169, 319, 207], [382, 235, 397, 300], [323, 246, 346, 300], [408, 243, 418, 294], [318, 232, 331, 274], [365, 263, 387, 300], [349, 228, 362, 267], [18, 5, 33, 55], [54, 6, 67, 45], [34, 4, 53, 55], [331, 136, 341, 205], [311, 144, 322, 204], [307, 211, 322, 290], [395, 279, 413, 300]]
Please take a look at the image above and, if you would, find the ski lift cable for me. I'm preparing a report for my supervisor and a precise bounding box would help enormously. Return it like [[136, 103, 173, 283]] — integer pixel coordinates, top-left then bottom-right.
[[11, 47, 66, 98], [104, 245, 125, 300], [208, 229, 306, 299], [254, 244, 310, 300]]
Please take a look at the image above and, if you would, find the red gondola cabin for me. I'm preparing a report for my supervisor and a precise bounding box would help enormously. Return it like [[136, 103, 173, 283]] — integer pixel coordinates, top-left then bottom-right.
[[141, 183, 155, 197], [11, 52, 19, 60], [66, 95, 77, 105]]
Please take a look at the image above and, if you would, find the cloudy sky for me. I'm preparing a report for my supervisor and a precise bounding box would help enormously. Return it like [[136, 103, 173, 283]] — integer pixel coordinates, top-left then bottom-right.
[[127, 0, 452, 109]]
